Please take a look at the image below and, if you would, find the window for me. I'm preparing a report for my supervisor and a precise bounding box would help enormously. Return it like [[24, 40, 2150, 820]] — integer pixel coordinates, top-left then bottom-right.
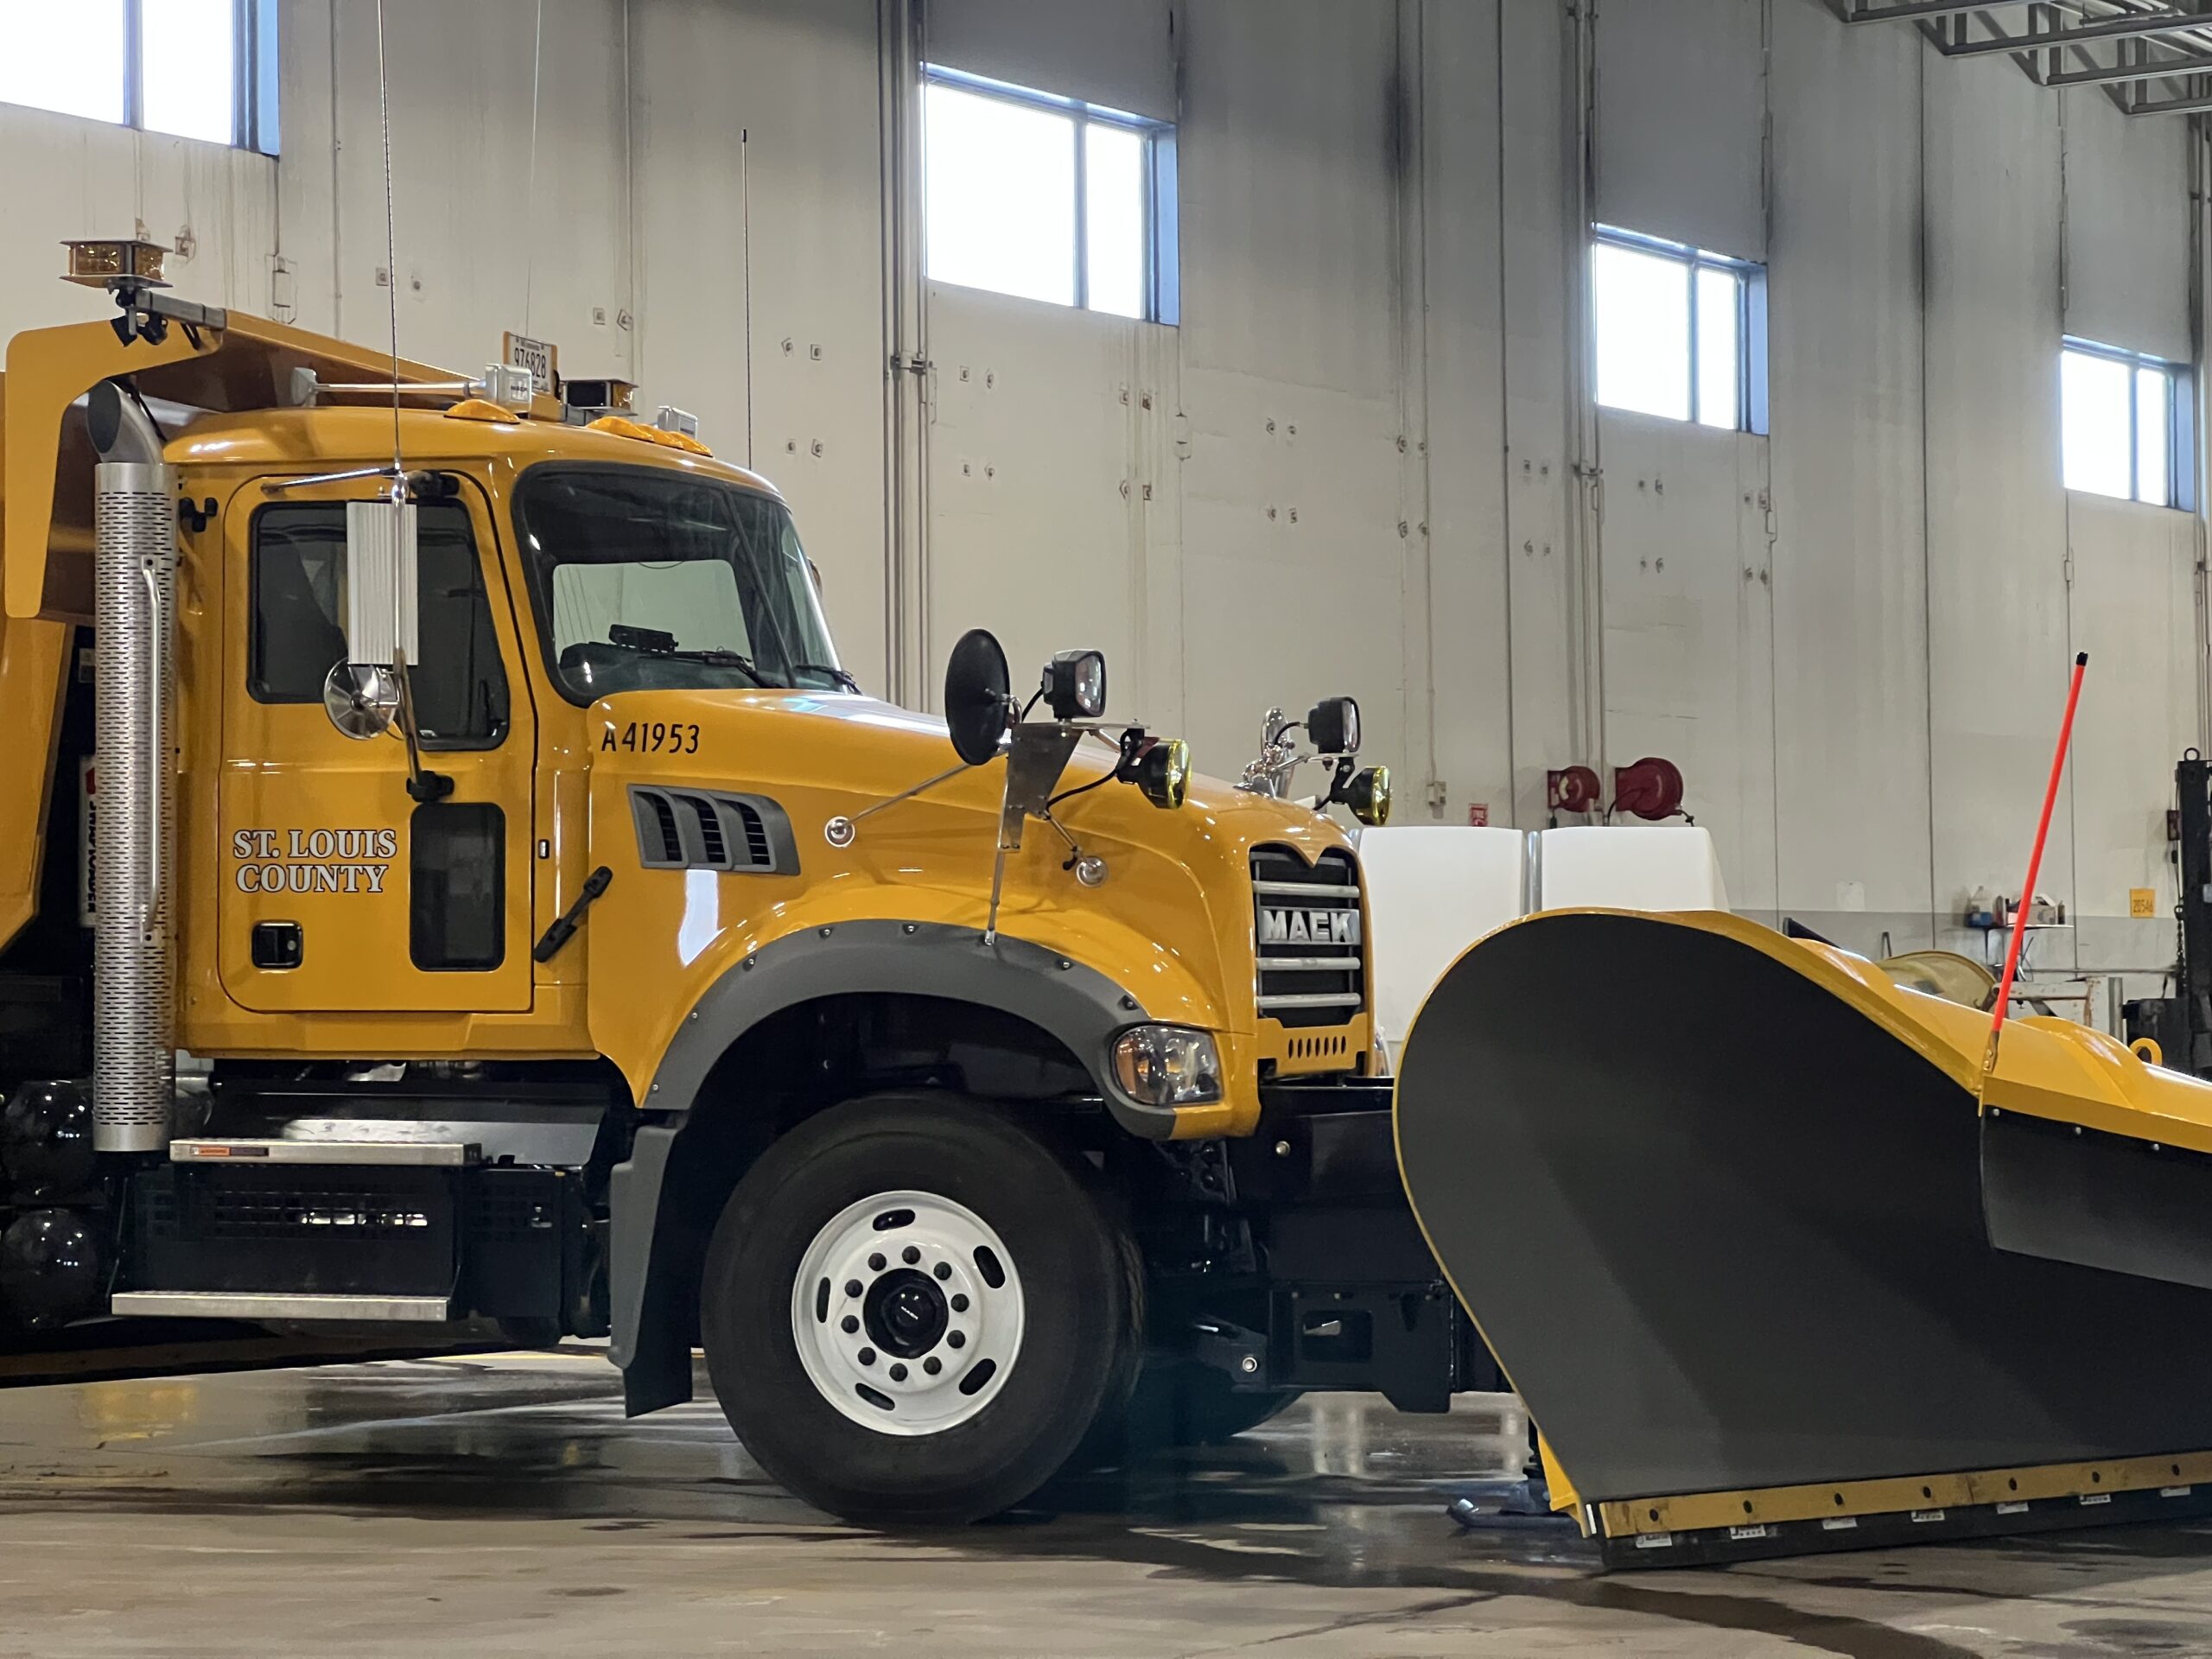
[[250, 502, 509, 748], [410, 803, 505, 972], [513, 467, 844, 704], [923, 67, 1177, 323], [0, 0, 278, 152], [2062, 339, 2191, 509], [1591, 226, 1766, 433]]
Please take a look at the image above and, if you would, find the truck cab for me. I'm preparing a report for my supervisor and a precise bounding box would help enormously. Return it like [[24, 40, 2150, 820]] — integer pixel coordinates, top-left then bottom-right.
[[0, 264, 1478, 1523]]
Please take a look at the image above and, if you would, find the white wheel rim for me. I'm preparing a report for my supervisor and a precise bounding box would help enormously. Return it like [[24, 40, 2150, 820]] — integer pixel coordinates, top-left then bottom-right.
[[790, 1190, 1026, 1435]]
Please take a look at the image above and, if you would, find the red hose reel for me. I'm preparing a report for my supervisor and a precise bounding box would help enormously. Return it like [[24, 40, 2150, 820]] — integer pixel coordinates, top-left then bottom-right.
[[1545, 757, 1686, 822]]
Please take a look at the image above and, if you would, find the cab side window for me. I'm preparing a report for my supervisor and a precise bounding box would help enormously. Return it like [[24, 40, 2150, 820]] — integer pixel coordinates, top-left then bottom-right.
[[249, 502, 511, 748]]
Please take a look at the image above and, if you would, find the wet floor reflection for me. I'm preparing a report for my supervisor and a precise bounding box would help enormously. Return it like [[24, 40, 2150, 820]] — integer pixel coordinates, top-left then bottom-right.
[[8, 1351, 2212, 1657], [0, 1348, 1573, 1577]]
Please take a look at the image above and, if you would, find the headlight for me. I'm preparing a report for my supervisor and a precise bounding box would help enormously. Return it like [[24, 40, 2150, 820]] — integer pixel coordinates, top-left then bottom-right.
[[1111, 1026, 1224, 1107], [1306, 696, 1360, 756], [1344, 765, 1390, 826], [1044, 648, 1109, 720], [1133, 737, 1190, 810]]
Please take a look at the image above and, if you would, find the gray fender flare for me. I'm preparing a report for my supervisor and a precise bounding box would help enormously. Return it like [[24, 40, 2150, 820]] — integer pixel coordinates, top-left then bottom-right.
[[607, 919, 1164, 1410]]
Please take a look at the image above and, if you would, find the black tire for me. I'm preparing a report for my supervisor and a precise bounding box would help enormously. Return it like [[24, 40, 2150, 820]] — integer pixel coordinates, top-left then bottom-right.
[[700, 1093, 1143, 1524]]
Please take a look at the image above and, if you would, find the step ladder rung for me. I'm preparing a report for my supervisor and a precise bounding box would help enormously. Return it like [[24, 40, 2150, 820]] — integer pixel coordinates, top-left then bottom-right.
[[110, 1291, 454, 1322], [168, 1139, 475, 1167]]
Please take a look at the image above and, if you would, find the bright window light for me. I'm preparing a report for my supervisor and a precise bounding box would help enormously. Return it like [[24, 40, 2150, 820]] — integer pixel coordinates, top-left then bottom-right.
[[0, 0, 268, 149], [1695, 266, 1740, 429], [143, 0, 237, 143], [2062, 351, 2131, 498], [1084, 122, 1147, 321], [2136, 364, 2170, 508], [0, 0, 128, 124], [924, 67, 1173, 321], [925, 81, 1077, 307], [1593, 242, 1690, 422], [2063, 340, 2187, 507], [1592, 229, 1765, 433]]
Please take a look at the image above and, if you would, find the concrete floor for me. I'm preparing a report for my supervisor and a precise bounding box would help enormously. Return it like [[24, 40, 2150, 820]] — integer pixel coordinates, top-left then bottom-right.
[[3, 1351, 2212, 1656]]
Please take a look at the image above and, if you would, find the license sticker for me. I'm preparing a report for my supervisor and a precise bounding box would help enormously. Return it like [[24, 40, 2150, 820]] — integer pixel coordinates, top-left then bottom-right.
[[1910, 1509, 1946, 1523], [1727, 1524, 1770, 1541], [1634, 1532, 1674, 1549], [1821, 1516, 1858, 1531], [2079, 1492, 2112, 1506], [1996, 1501, 2030, 1515]]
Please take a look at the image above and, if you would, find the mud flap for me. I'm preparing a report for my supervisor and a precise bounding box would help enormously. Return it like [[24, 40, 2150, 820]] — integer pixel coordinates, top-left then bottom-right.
[[1396, 910, 2212, 1565]]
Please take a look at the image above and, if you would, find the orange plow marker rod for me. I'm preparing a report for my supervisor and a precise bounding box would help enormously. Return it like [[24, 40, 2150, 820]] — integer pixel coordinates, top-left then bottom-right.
[[1985, 651, 2088, 1079]]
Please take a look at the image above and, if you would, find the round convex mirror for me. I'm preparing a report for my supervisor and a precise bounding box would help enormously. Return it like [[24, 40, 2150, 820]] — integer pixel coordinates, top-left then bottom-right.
[[944, 629, 1013, 766], [323, 662, 401, 741]]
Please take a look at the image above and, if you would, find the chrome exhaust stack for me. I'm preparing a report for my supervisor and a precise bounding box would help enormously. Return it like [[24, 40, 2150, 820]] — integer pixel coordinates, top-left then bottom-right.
[[87, 380, 175, 1154]]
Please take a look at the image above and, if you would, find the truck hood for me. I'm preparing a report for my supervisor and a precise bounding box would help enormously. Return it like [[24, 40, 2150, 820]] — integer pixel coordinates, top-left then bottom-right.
[[588, 689, 1349, 854]]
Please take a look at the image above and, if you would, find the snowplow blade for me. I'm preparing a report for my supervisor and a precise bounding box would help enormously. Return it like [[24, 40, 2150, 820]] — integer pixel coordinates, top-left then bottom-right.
[[1395, 908, 2212, 1567]]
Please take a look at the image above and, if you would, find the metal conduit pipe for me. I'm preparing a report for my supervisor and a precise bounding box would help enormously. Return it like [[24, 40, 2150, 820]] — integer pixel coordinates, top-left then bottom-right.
[[86, 378, 176, 1154]]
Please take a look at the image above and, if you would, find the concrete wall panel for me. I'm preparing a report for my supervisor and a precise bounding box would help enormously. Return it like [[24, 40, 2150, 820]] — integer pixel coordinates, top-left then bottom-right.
[[1592, 0, 1766, 260]]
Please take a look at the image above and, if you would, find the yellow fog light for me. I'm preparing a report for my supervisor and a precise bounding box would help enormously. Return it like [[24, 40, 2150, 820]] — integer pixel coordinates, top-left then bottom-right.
[[1134, 738, 1190, 810], [1110, 1026, 1224, 1108], [1345, 765, 1391, 827]]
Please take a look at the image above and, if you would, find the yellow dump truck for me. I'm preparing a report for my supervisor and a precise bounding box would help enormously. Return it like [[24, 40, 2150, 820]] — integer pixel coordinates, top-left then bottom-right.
[[0, 246, 1445, 1525], [16, 246, 2212, 1563]]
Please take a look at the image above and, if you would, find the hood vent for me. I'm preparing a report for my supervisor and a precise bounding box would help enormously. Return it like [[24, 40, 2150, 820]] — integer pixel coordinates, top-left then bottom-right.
[[629, 787, 797, 874]]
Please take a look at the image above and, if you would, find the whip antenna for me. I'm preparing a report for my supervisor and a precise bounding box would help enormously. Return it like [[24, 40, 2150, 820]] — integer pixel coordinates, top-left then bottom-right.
[[1982, 651, 2089, 1082], [375, 0, 402, 489]]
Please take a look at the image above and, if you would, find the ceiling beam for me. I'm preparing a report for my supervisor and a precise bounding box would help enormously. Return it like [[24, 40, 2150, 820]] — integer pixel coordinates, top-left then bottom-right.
[[2036, 47, 2212, 84], [1838, 0, 2036, 20], [2107, 86, 2212, 111], [1933, 8, 2212, 59]]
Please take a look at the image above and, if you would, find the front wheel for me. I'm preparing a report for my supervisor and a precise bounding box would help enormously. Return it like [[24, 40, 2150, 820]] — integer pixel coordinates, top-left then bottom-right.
[[701, 1094, 1142, 1524]]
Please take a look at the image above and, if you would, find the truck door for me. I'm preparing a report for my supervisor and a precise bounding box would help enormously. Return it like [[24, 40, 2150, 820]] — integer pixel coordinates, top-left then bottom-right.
[[217, 477, 537, 1013]]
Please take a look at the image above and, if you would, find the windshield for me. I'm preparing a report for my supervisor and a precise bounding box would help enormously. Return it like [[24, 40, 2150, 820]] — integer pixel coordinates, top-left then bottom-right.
[[514, 466, 847, 702]]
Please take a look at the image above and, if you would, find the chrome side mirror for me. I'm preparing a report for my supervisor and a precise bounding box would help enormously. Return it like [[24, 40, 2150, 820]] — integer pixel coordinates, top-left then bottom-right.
[[323, 662, 400, 741], [342, 496, 420, 670], [323, 494, 418, 738]]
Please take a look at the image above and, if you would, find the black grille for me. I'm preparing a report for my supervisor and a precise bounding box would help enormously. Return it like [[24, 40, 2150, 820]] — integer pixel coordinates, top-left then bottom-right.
[[1251, 846, 1365, 1030], [630, 787, 793, 874], [642, 791, 683, 862], [142, 1168, 437, 1239], [130, 1165, 459, 1298], [682, 794, 728, 866], [738, 801, 772, 866]]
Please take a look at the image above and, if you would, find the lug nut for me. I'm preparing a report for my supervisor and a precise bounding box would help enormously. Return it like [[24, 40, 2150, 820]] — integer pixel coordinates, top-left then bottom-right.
[[841, 1315, 859, 1334], [858, 1348, 877, 1366], [924, 1357, 942, 1376], [868, 1253, 886, 1272], [948, 1331, 966, 1350], [889, 1363, 908, 1382], [933, 1263, 951, 1281], [950, 1294, 969, 1313], [901, 1245, 921, 1266], [844, 1280, 862, 1298]]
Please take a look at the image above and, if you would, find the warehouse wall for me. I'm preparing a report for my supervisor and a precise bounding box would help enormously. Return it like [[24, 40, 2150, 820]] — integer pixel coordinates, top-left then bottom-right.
[[1588, 0, 2205, 1003], [0, 0, 2201, 1011]]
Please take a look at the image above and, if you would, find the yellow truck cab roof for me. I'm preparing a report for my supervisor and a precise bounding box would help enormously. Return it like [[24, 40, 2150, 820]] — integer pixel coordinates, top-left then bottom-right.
[[167, 404, 781, 496], [3, 301, 766, 623]]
